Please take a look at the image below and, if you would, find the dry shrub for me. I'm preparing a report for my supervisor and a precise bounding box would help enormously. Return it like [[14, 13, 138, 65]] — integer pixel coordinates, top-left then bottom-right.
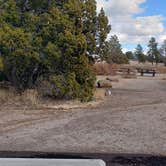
[[0, 82, 15, 102], [93, 62, 119, 75], [125, 62, 166, 74], [156, 66, 166, 74], [0, 88, 15, 102], [0, 83, 39, 106], [37, 80, 53, 97], [21, 89, 39, 106]]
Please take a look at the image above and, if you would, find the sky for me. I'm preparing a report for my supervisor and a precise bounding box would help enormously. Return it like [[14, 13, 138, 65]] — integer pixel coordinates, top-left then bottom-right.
[[96, 0, 166, 53]]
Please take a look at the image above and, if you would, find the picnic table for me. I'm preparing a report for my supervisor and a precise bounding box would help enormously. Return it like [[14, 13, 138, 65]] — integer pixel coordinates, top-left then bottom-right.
[[140, 69, 156, 77]]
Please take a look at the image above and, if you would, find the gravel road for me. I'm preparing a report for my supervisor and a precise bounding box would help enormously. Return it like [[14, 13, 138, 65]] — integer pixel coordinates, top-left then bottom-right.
[[0, 75, 166, 157]]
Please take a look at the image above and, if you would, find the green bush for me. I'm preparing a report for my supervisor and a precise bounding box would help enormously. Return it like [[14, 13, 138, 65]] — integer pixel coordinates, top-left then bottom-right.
[[39, 73, 80, 100], [49, 75, 67, 98], [0, 57, 3, 70], [39, 66, 96, 102], [73, 56, 96, 102], [65, 73, 81, 100]]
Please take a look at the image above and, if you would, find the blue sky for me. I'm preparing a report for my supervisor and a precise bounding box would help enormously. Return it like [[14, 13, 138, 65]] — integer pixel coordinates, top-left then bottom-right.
[[96, 0, 166, 53], [139, 0, 166, 21]]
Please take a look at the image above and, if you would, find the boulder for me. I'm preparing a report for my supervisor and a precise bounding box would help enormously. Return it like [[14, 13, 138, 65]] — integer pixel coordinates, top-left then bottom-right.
[[97, 80, 113, 88]]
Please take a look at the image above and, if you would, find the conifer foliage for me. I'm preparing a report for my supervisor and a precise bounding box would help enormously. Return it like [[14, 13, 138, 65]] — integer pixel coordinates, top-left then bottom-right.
[[0, 0, 111, 101]]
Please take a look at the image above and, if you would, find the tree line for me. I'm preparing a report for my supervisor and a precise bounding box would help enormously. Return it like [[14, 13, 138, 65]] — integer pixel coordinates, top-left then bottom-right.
[[0, 0, 111, 101], [126, 38, 166, 66]]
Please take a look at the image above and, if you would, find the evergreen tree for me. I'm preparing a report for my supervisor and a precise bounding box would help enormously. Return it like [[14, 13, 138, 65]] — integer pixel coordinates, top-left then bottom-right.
[[147, 37, 160, 65], [0, 0, 96, 101], [97, 8, 111, 59], [135, 44, 146, 63], [0, 0, 20, 26], [160, 39, 166, 66], [160, 40, 166, 57], [106, 35, 128, 64], [125, 51, 134, 60], [83, 0, 97, 57]]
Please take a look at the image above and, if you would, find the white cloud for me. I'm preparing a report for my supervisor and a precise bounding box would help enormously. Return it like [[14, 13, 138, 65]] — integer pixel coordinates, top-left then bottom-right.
[[96, 0, 166, 48], [97, 0, 146, 16]]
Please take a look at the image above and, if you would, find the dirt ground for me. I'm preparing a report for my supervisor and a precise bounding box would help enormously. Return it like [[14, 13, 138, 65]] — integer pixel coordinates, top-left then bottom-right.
[[0, 74, 166, 158]]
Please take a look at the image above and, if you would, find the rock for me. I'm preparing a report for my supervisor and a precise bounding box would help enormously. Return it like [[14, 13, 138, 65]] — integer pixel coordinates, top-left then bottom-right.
[[105, 89, 112, 96], [106, 77, 119, 82], [97, 80, 113, 88]]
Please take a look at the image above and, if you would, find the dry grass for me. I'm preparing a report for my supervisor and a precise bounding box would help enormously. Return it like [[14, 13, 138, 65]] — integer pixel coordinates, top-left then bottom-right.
[[43, 100, 103, 110], [0, 86, 106, 110], [156, 66, 166, 74], [122, 74, 137, 79], [93, 61, 166, 77], [0, 88, 15, 102], [21, 89, 39, 106], [125, 61, 166, 74], [94, 88, 106, 100], [39, 88, 107, 110], [0, 87, 39, 107], [93, 62, 120, 75], [42, 88, 106, 110]]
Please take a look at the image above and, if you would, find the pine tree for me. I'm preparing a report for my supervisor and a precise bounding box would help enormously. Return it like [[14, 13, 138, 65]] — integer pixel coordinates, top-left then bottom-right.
[[160, 40, 166, 57], [160, 40, 166, 66], [147, 37, 160, 65], [135, 44, 146, 63], [106, 35, 128, 64], [97, 8, 111, 59], [125, 51, 134, 60]]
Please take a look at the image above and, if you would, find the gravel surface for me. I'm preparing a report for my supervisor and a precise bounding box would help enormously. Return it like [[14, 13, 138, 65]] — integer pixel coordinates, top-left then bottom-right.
[[0, 75, 166, 157]]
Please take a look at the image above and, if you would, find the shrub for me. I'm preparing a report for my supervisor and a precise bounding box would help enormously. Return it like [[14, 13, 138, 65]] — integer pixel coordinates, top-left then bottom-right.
[[3, 55, 44, 92], [0, 57, 3, 71], [74, 56, 96, 102], [39, 73, 80, 100], [39, 68, 96, 102], [49, 75, 67, 99], [65, 73, 80, 100]]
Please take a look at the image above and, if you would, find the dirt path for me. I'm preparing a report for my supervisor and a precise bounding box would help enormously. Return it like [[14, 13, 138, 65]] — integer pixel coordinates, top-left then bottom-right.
[[0, 75, 166, 156]]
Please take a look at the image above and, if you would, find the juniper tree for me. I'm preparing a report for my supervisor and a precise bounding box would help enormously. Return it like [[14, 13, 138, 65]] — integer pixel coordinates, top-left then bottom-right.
[[0, 0, 97, 101], [83, 0, 97, 57]]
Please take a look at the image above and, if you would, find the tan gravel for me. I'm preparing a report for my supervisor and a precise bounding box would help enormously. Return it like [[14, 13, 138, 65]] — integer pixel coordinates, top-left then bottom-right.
[[0, 74, 166, 155]]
